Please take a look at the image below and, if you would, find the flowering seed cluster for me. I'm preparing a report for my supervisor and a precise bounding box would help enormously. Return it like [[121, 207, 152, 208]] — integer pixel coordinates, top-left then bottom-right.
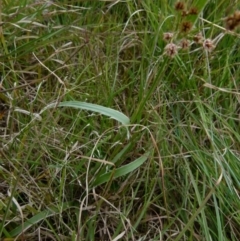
[[180, 39, 190, 50], [175, 2, 198, 17], [203, 39, 215, 52], [163, 2, 197, 57], [162, 2, 238, 58], [164, 43, 179, 58], [163, 31, 216, 57]]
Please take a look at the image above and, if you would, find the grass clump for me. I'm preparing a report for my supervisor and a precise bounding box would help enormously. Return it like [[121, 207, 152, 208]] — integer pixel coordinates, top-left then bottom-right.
[[0, 0, 240, 240]]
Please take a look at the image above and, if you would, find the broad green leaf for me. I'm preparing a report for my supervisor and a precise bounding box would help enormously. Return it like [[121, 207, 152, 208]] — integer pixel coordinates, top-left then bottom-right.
[[111, 143, 132, 164], [9, 203, 71, 237], [92, 152, 149, 188], [41, 101, 130, 125]]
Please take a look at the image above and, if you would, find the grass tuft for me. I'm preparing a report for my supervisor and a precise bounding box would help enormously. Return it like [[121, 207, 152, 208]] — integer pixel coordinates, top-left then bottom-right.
[[0, 0, 240, 240]]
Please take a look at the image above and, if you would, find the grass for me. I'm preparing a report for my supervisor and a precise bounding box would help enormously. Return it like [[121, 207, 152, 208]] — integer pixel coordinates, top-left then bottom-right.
[[0, 0, 240, 240]]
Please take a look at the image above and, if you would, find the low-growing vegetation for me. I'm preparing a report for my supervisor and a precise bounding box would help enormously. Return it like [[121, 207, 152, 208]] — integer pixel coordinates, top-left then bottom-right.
[[0, 0, 240, 240]]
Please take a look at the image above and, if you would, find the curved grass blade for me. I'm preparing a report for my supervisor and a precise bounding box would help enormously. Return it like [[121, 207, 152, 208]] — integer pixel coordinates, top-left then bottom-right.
[[9, 203, 71, 237], [41, 101, 130, 125], [92, 152, 149, 188]]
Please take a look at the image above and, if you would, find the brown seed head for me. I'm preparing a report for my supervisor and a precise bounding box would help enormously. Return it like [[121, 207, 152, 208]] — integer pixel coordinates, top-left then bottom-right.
[[226, 11, 240, 30], [181, 21, 192, 33], [193, 32, 203, 44], [188, 7, 198, 15], [163, 32, 174, 42], [175, 2, 185, 11], [233, 10, 240, 22], [226, 16, 237, 30], [180, 39, 190, 50]]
